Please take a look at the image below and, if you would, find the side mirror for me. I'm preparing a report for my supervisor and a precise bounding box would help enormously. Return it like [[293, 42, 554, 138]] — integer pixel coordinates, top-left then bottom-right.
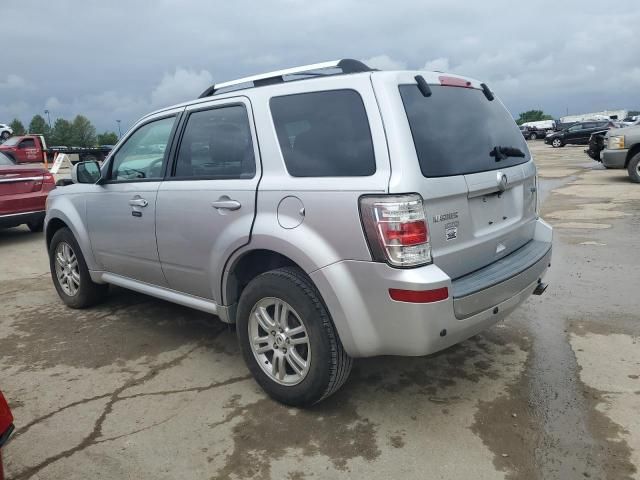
[[71, 161, 102, 184]]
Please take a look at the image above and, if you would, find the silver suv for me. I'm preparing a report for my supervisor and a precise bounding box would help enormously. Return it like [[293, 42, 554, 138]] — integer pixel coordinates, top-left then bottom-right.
[[45, 59, 552, 406]]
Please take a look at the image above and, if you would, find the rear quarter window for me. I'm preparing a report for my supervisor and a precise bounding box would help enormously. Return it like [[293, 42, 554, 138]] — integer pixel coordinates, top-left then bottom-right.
[[399, 84, 530, 177], [270, 90, 376, 177]]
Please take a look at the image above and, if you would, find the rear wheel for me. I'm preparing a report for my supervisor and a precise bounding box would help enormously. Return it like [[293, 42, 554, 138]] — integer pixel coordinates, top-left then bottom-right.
[[627, 153, 640, 183], [529, 132, 537, 140], [236, 267, 352, 406], [552, 138, 563, 148], [0, 131, 10, 140], [49, 227, 108, 308]]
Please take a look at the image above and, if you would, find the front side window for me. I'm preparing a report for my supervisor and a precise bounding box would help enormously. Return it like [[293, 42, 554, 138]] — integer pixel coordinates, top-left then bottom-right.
[[109, 116, 176, 181], [173, 105, 255, 179], [20, 139, 35, 149], [270, 90, 376, 177]]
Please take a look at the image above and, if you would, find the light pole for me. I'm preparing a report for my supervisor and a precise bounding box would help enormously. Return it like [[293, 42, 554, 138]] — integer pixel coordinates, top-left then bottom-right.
[[116, 120, 122, 138], [44, 110, 51, 128]]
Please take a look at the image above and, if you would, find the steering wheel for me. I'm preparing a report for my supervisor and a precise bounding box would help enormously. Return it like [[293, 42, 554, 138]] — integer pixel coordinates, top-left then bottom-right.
[[147, 157, 164, 178]]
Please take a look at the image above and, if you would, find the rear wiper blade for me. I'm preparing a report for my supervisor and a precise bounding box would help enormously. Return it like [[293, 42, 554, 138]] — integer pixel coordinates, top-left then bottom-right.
[[490, 146, 525, 162]]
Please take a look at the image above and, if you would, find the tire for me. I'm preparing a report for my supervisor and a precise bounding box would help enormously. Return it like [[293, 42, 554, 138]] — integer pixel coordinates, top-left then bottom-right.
[[0, 131, 10, 141], [236, 267, 352, 406], [27, 218, 44, 232], [627, 153, 640, 183], [552, 138, 564, 148], [529, 132, 537, 141], [49, 227, 108, 308]]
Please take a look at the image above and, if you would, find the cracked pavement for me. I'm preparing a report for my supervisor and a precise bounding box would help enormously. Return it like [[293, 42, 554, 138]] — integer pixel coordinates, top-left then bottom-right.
[[0, 142, 638, 479]]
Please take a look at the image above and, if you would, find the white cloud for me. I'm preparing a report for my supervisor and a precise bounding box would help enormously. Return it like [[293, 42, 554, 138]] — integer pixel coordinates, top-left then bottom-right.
[[422, 58, 450, 72], [0, 74, 31, 90], [363, 55, 407, 71], [150, 68, 213, 108]]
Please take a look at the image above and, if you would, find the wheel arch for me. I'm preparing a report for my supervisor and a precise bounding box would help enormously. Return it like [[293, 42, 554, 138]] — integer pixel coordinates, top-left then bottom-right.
[[223, 249, 305, 319], [625, 143, 640, 167]]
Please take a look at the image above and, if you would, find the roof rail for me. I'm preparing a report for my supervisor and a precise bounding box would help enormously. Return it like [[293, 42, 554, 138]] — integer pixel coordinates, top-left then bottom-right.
[[198, 59, 372, 98]]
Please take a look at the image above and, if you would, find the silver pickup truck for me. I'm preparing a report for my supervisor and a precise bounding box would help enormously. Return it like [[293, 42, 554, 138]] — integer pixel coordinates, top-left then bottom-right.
[[601, 124, 640, 183]]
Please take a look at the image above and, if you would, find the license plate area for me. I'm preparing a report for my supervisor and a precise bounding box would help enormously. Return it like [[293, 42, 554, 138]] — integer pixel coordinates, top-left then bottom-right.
[[469, 186, 522, 236]]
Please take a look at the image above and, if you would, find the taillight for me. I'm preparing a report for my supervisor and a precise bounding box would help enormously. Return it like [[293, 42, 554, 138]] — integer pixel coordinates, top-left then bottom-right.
[[359, 194, 432, 267]]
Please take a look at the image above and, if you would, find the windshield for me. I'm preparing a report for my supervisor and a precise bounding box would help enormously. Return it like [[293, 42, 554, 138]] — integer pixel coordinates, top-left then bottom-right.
[[399, 85, 530, 177], [1, 137, 19, 146]]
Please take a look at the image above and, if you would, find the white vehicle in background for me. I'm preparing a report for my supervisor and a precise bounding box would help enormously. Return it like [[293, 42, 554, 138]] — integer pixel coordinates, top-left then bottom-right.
[[0, 124, 13, 141]]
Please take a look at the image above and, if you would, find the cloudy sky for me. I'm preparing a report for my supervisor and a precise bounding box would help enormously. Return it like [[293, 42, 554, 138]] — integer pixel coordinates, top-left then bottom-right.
[[1, 0, 638, 133]]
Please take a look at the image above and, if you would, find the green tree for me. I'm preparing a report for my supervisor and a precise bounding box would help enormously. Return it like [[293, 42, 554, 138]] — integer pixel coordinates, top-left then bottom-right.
[[96, 131, 119, 145], [28, 114, 50, 138], [50, 118, 74, 146], [70, 115, 96, 147], [9, 119, 26, 136], [516, 110, 554, 125]]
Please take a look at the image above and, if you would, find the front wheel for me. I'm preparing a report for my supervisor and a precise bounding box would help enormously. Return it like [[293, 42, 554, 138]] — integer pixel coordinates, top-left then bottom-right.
[[49, 227, 108, 308], [0, 131, 10, 140], [627, 153, 640, 183], [552, 138, 563, 148], [529, 132, 537, 141], [236, 267, 352, 406]]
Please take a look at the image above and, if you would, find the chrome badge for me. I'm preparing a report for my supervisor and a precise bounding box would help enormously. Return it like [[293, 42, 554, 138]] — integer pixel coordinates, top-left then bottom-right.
[[497, 172, 508, 192]]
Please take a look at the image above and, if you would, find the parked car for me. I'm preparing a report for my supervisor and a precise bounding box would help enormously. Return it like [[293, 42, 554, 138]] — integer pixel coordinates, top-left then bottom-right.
[[601, 123, 640, 183], [0, 124, 12, 142], [0, 135, 112, 164], [545, 121, 614, 147], [45, 59, 552, 406], [0, 152, 56, 231], [0, 391, 15, 480], [520, 125, 546, 140]]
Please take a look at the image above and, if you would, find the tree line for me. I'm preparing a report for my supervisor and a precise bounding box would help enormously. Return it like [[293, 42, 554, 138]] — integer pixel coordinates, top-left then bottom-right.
[[8, 115, 119, 147]]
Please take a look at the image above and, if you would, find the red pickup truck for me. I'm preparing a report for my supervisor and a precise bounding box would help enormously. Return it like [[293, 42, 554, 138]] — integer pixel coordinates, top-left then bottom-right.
[[0, 135, 113, 164]]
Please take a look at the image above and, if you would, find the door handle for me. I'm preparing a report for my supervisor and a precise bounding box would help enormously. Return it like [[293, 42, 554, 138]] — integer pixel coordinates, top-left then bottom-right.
[[211, 199, 241, 211], [129, 198, 148, 207]]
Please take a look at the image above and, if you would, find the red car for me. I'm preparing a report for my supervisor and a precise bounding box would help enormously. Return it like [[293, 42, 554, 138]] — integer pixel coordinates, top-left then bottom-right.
[[0, 152, 55, 231], [0, 391, 14, 480]]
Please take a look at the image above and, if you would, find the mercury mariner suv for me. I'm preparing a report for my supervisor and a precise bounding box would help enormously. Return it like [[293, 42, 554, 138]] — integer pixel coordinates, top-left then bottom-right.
[[45, 59, 552, 406]]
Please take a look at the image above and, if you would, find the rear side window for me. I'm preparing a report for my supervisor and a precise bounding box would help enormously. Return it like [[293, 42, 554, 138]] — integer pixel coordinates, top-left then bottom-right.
[[399, 85, 530, 177], [173, 105, 255, 179], [270, 90, 375, 177]]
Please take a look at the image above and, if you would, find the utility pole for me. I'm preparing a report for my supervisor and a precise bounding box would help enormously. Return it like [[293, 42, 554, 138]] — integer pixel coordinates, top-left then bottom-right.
[[116, 120, 122, 138], [44, 110, 52, 128]]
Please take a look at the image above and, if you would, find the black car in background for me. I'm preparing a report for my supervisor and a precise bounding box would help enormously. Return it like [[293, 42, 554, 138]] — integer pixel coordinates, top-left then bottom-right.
[[545, 121, 614, 147]]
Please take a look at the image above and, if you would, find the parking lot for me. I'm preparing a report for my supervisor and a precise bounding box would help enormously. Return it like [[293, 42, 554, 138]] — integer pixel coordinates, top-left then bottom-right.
[[1, 142, 638, 480]]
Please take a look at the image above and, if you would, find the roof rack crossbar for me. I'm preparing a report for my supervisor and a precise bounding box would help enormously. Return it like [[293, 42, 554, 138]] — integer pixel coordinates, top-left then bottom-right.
[[198, 59, 371, 98]]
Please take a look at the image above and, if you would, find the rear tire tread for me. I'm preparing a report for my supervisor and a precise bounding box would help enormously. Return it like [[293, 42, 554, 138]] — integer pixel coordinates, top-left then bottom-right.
[[265, 267, 353, 403]]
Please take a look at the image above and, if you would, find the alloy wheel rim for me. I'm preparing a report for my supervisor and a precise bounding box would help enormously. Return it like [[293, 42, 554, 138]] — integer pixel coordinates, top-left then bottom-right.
[[54, 242, 80, 296], [248, 297, 311, 386]]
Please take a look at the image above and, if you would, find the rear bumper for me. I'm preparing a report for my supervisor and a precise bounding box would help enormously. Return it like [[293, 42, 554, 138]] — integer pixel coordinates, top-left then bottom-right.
[[311, 218, 552, 358], [0, 210, 45, 228], [601, 148, 628, 169]]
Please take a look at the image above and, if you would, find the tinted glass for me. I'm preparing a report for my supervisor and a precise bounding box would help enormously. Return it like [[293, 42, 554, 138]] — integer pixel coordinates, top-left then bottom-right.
[[270, 90, 375, 177], [20, 139, 35, 148], [174, 105, 255, 179], [399, 85, 530, 177], [0, 152, 14, 165], [110, 116, 175, 181]]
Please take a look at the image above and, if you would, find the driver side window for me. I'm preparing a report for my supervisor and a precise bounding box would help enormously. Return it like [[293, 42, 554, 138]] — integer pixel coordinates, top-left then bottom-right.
[[109, 116, 176, 181]]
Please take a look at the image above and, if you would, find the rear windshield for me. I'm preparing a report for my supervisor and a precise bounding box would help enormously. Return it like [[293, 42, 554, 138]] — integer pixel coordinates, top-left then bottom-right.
[[399, 84, 530, 177]]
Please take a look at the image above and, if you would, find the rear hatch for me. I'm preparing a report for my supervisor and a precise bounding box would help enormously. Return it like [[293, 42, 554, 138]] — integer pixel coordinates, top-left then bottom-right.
[[373, 72, 537, 279]]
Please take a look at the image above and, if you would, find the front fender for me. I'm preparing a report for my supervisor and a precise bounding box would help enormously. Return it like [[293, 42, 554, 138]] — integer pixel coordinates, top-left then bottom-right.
[[45, 194, 100, 271]]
